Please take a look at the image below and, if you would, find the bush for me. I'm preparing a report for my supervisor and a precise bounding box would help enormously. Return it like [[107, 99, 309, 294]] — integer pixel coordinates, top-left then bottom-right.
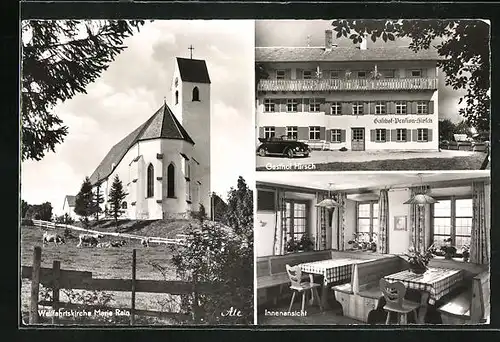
[[20, 218, 34, 226], [339, 147, 348, 152]]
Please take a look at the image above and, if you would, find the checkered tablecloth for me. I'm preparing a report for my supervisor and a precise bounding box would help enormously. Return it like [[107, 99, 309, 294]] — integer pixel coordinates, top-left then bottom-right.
[[384, 267, 464, 305], [300, 258, 369, 285]]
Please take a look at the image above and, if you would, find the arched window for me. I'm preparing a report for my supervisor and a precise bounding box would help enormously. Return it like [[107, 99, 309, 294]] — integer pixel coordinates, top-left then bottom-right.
[[192, 87, 200, 101], [147, 163, 154, 198], [167, 163, 175, 198], [122, 202, 127, 209], [175, 90, 179, 104]]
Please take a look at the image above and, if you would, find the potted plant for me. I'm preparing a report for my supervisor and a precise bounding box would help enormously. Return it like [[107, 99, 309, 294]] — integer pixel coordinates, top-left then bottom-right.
[[298, 235, 314, 252], [286, 238, 299, 253], [441, 238, 457, 260], [461, 244, 470, 262], [404, 247, 434, 274]]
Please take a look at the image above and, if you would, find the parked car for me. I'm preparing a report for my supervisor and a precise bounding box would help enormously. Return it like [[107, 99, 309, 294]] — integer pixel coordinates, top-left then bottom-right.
[[256, 135, 310, 158]]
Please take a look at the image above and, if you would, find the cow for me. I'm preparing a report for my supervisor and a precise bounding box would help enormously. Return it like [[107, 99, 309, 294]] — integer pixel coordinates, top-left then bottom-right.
[[96, 242, 111, 248], [140, 237, 151, 247], [77, 233, 104, 247], [110, 240, 127, 247], [42, 231, 65, 246]]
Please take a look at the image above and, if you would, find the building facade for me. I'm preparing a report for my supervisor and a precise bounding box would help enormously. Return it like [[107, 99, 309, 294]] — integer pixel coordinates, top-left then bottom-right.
[[256, 30, 441, 151], [88, 57, 211, 220], [62, 195, 78, 220]]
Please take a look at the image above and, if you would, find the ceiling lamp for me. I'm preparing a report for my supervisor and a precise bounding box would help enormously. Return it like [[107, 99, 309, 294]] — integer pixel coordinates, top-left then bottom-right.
[[403, 173, 439, 206], [315, 183, 339, 209]]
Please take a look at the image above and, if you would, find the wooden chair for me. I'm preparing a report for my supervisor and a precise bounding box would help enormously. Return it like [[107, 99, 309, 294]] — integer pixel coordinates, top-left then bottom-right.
[[379, 278, 421, 324], [286, 264, 323, 312]]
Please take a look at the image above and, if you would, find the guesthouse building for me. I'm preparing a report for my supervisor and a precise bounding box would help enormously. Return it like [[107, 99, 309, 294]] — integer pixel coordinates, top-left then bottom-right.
[[256, 30, 441, 151]]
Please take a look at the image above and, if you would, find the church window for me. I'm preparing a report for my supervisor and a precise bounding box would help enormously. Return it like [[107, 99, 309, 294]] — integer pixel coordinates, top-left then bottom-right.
[[192, 87, 200, 101], [175, 90, 179, 105], [167, 163, 175, 198], [122, 202, 127, 209], [147, 164, 154, 198]]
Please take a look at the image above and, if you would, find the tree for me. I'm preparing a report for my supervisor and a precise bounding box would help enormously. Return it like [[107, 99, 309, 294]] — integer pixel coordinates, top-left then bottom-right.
[[74, 177, 95, 226], [454, 120, 472, 135], [108, 175, 127, 227], [21, 199, 30, 218], [222, 176, 253, 237], [198, 203, 207, 223], [21, 20, 147, 161], [25, 202, 53, 221], [439, 119, 456, 141], [212, 193, 228, 222], [93, 177, 105, 222], [331, 19, 490, 132]]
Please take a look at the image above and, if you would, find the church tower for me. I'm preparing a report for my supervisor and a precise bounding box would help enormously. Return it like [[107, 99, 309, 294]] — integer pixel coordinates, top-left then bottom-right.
[[171, 55, 211, 217]]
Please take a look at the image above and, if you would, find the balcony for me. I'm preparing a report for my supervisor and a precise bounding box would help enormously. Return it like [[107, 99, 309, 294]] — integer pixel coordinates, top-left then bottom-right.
[[257, 78, 438, 92]]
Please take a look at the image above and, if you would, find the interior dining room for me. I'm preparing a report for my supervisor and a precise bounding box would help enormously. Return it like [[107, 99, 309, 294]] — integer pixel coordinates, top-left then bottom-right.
[[255, 171, 490, 325]]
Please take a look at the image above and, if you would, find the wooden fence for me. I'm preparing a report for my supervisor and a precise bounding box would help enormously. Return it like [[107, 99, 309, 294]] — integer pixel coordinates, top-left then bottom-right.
[[22, 246, 222, 325], [32, 219, 186, 246]]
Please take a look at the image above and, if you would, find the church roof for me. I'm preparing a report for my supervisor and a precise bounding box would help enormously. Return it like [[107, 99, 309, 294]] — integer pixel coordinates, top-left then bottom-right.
[[64, 195, 76, 207], [89, 103, 194, 185], [255, 46, 441, 62], [176, 57, 211, 84]]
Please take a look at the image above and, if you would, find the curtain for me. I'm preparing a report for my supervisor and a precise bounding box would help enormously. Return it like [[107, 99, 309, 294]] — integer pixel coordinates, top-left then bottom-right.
[[316, 192, 328, 250], [470, 181, 489, 264], [378, 189, 389, 254], [409, 186, 428, 253], [337, 192, 347, 251], [273, 189, 287, 255]]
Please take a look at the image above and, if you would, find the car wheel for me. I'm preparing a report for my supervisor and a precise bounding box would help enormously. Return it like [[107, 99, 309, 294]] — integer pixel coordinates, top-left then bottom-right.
[[304, 153, 309, 158], [286, 148, 295, 158], [258, 148, 267, 157]]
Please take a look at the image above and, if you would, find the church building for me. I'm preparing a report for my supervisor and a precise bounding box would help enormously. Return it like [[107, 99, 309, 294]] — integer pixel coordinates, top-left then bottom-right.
[[88, 57, 211, 220]]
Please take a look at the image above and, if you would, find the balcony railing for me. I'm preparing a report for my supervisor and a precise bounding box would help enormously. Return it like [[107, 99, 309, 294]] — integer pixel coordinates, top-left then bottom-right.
[[257, 77, 438, 92]]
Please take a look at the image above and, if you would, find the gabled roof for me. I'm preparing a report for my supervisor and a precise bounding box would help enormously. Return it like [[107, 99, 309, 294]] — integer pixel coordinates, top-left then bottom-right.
[[89, 103, 194, 185], [64, 195, 76, 207], [255, 46, 441, 62], [176, 57, 211, 84]]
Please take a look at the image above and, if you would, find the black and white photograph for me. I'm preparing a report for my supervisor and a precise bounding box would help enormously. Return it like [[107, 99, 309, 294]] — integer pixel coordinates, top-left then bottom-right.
[[255, 20, 490, 171], [20, 20, 254, 326], [255, 171, 490, 325]]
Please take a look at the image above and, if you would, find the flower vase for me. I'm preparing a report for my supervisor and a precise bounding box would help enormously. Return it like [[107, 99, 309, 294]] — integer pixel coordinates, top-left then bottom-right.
[[409, 264, 427, 274]]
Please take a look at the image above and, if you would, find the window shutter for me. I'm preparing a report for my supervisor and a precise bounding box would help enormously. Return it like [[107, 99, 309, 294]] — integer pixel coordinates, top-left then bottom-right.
[[302, 98, 309, 112], [298, 127, 308, 140], [268, 68, 276, 79], [405, 101, 412, 114], [388, 101, 395, 114], [399, 69, 405, 78], [279, 99, 286, 112], [342, 102, 351, 115], [427, 128, 433, 142], [412, 129, 418, 142], [326, 129, 331, 142], [320, 102, 328, 113], [320, 127, 326, 140], [391, 129, 397, 142], [363, 102, 369, 115], [322, 69, 329, 79], [412, 101, 418, 114], [422, 68, 427, 77], [296, 68, 303, 80], [428, 101, 434, 114], [405, 129, 409, 142], [385, 129, 390, 142], [285, 69, 292, 80], [370, 129, 376, 142], [273, 100, 277, 112], [259, 127, 264, 138], [369, 102, 375, 114], [276, 127, 286, 137], [339, 130, 345, 142]]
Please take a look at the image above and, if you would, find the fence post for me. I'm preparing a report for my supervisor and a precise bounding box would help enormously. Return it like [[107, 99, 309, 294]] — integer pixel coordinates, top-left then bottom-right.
[[51, 260, 61, 325], [130, 249, 136, 326], [192, 273, 200, 323], [29, 246, 42, 324]]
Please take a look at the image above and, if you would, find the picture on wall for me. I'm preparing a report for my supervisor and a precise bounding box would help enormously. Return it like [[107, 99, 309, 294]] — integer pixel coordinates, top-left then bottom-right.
[[394, 216, 407, 231]]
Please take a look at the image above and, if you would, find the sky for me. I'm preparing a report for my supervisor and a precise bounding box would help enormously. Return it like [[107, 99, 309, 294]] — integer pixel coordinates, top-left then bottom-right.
[[255, 20, 469, 123], [21, 20, 255, 214]]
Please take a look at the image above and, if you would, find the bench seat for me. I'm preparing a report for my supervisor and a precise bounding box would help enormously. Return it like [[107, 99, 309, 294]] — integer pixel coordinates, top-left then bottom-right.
[[332, 282, 353, 294], [358, 282, 383, 300], [257, 273, 290, 289], [437, 291, 471, 324]]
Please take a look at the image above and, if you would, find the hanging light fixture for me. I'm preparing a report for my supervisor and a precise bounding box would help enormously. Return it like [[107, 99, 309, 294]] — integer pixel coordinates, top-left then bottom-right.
[[403, 173, 439, 206], [315, 183, 339, 208]]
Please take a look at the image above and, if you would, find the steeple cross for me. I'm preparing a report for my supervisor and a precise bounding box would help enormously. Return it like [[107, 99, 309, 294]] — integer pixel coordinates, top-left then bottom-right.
[[188, 45, 194, 59]]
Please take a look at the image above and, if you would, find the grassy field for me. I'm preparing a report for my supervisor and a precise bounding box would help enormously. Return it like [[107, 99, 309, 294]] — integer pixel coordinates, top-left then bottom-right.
[[20, 220, 197, 325]]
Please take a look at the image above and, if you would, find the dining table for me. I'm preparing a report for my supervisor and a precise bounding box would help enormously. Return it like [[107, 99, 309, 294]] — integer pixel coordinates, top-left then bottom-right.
[[384, 267, 464, 324], [300, 258, 374, 309]]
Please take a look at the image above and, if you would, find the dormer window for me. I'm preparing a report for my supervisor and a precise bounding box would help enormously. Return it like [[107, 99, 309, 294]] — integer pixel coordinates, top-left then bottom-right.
[[192, 87, 200, 101]]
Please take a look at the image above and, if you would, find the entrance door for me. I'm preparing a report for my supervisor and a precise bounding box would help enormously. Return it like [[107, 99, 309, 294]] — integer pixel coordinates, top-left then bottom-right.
[[351, 128, 365, 151]]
